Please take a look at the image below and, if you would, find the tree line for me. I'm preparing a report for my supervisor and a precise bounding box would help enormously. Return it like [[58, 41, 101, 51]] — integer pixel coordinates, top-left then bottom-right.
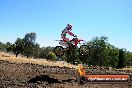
[[0, 32, 132, 68]]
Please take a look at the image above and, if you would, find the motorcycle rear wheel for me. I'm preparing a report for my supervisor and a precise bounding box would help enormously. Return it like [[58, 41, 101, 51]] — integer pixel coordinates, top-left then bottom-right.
[[54, 46, 65, 56]]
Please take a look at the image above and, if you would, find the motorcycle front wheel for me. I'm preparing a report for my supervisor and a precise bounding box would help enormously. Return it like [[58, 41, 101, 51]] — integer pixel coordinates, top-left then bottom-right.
[[79, 45, 89, 56]]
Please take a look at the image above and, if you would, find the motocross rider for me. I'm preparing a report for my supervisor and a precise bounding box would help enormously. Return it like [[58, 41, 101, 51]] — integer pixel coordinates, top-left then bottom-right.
[[59, 24, 77, 47]]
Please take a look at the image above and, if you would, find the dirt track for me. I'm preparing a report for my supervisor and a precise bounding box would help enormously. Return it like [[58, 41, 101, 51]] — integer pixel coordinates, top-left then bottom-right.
[[0, 59, 132, 88]]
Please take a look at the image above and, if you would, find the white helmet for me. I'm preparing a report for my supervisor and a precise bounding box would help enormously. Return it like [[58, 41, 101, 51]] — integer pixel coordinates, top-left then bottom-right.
[[67, 24, 72, 30]]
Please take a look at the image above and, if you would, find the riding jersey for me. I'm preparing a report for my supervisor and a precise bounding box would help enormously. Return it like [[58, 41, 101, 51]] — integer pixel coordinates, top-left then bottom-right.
[[61, 27, 74, 38]]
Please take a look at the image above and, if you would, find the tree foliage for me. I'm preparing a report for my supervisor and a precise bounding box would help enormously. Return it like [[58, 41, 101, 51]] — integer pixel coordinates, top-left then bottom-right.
[[65, 46, 80, 65], [0, 42, 6, 51], [82, 36, 108, 66], [104, 44, 119, 67], [23, 32, 37, 58], [47, 52, 56, 61], [12, 38, 24, 57], [6, 42, 13, 52], [116, 49, 126, 69], [0, 32, 131, 68]]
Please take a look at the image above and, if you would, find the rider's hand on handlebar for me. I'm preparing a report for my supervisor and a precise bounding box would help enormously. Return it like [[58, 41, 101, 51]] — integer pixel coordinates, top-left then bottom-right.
[[74, 35, 77, 37]]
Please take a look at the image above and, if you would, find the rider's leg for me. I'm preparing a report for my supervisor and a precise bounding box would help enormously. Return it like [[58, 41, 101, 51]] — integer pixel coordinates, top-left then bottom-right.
[[59, 40, 69, 47], [60, 36, 69, 47]]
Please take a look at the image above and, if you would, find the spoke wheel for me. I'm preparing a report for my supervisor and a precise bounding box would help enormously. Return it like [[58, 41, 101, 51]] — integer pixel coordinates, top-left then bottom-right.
[[79, 45, 89, 56], [54, 46, 64, 56]]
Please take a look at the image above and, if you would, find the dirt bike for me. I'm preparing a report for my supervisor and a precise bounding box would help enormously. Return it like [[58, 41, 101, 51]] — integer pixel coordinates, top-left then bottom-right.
[[54, 36, 89, 56]]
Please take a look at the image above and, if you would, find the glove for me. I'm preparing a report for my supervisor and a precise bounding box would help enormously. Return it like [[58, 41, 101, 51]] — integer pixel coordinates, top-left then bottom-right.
[[74, 35, 77, 37]]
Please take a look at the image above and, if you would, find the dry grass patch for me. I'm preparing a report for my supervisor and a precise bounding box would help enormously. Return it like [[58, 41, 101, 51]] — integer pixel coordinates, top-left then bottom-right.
[[0, 51, 77, 68]]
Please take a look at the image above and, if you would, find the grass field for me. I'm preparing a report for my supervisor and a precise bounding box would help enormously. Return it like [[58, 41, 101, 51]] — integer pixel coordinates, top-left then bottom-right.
[[0, 51, 131, 70], [0, 51, 77, 68]]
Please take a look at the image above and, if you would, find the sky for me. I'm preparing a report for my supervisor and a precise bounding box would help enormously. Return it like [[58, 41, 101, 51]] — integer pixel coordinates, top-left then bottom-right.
[[0, 0, 132, 52]]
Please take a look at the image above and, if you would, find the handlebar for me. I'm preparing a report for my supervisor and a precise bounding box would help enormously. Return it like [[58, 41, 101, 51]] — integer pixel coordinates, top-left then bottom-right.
[[70, 37, 85, 44], [74, 35, 77, 38]]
